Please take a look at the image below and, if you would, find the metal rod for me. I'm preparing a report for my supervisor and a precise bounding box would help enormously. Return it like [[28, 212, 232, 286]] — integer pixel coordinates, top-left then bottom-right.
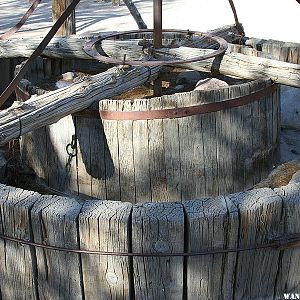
[[153, 0, 162, 48], [153, 0, 162, 95]]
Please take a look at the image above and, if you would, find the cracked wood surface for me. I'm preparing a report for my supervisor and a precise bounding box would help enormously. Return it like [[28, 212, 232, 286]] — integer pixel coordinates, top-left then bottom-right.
[[0, 182, 299, 299], [0, 66, 160, 145]]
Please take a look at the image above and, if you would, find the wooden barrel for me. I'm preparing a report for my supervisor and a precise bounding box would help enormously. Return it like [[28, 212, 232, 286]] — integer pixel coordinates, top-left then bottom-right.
[[17, 58, 280, 202]]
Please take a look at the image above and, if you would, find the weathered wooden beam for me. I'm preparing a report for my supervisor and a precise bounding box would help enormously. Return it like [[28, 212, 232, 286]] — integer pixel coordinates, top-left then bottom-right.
[[0, 24, 241, 60], [52, 0, 76, 36], [0, 66, 160, 146], [168, 47, 300, 88], [101, 41, 300, 88]]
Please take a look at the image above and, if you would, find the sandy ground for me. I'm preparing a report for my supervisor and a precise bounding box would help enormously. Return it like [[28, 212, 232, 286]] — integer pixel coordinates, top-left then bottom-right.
[[0, 0, 299, 42]]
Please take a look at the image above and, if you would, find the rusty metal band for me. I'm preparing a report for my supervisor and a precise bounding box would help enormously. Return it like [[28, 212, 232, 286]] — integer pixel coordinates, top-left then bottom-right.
[[0, 0, 81, 109], [227, 0, 244, 36], [100, 83, 278, 121], [0, 0, 42, 41], [0, 232, 299, 256], [83, 29, 228, 67]]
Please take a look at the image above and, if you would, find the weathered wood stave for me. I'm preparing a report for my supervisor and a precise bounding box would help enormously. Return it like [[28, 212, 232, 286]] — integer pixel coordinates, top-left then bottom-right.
[[0, 180, 300, 299], [18, 57, 280, 203]]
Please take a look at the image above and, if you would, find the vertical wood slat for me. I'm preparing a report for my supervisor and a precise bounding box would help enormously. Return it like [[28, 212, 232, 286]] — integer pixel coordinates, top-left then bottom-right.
[[185, 194, 244, 299], [215, 88, 235, 194], [0, 185, 38, 300], [132, 99, 152, 202], [132, 202, 184, 299], [184, 196, 233, 299], [75, 116, 92, 197], [146, 97, 169, 202], [79, 200, 132, 299], [1, 182, 300, 298], [101, 100, 121, 201], [162, 95, 181, 201], [31, 195, 83, 299], [227, 188, 283, 300], [274, 183, 300, 297], [46, 116, 78, 195], [76, 116, 108, 199], [117, 101, 135, 203], [52, 0, 76, 37]]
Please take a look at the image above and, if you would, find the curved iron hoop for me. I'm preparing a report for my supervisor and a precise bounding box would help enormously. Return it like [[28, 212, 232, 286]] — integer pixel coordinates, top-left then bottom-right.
[[83, 29, 228, 67]]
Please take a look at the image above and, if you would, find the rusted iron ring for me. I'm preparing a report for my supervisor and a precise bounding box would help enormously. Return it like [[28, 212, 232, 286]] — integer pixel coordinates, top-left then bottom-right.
[[83, 29, 228, 67]]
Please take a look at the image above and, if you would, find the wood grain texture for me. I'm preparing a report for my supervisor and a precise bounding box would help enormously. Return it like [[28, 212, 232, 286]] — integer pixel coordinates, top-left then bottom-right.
[[101, 100, 122, 201], [31, 195, 83, 299], [183, 196, 238, 300], [274, 183, 300, 297], [132, 202, 184, 300], [0, 184, 38, 300], [226, 188, 283, 300], [79, 200, 132, 299], [0, 24, 240, 59], [0, 182, 300, 298], [0, 66, 160, 145], [46, 116, 78, 195], [117, 100, 136, 203], [122, 0, 147, 29], [52, 0, 76, 36], [131, 99, 152, 202], [102, 42, 300, 88]]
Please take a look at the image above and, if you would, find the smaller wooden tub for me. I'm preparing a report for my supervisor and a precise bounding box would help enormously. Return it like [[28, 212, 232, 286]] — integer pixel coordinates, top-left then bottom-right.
[[17, 58, 280, 203]]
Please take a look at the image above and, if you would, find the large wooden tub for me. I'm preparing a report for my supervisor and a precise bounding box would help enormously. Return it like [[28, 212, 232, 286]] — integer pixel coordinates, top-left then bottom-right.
[[17, 58, 280, 202]]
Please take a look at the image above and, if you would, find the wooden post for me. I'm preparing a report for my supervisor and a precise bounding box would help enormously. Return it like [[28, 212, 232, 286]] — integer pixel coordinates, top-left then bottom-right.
[[52, 0, 76, 36]]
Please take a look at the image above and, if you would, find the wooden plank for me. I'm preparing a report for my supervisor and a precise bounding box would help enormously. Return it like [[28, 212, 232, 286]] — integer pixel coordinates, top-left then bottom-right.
[[52, 0, 76, 36], [89, 118, 107, 200], [122, 0, 147, 29], [100, 42, 300, 88], [249, 80, 267, 185], [79, 200, 132, 299], [0, 25, 240, 60], [178, 91, 206, 199], [147, 97, 168, 202], [75, 116, 92, 197], [274, 183, 300, 297], [132, 202, 184, 299], [214, 87, 234, 194], [132, 99, 152, 202], [46, 115, 78, 195], [0, 66, 160, 145], [31, 194, 83, 299], [184, 195, 239, 299], [101, 100, 121, 201], [20, 128, 50, 184], [117, 100, 135, 203], [0, 184, 38, 299], [235, 83, 253, 190], [201, 90, 218, 197], [226, 188, 283, 299], [162, 94, 182, 201]]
